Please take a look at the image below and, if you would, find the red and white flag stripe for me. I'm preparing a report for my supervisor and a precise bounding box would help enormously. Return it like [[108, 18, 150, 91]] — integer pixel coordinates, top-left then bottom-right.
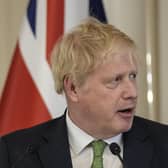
[[0, 0, 89, 136]]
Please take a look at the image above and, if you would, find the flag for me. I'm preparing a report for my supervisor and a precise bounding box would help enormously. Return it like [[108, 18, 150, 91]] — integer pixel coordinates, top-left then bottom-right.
[[0, 0, 107, 136], [0, 0, 66, 135], [89, 0, 107, 23]]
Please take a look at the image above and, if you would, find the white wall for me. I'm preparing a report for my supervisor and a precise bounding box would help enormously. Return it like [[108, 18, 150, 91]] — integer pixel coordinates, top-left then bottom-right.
[[0, 0, 28, 96], [158, 0, 168, 123]]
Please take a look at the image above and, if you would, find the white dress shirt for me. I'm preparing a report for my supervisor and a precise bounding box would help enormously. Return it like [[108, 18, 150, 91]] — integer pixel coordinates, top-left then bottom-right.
[[66, 112, 123, 168]]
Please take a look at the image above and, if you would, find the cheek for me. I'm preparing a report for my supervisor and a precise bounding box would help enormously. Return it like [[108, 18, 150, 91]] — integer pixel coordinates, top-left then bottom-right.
[[90, 91, 118, 113], [78, 84, 121, 112], [97, 89, 120, 105]]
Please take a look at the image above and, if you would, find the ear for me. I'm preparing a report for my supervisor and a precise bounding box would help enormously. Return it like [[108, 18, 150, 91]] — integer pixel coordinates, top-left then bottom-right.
[[63, 75, 79, 102]]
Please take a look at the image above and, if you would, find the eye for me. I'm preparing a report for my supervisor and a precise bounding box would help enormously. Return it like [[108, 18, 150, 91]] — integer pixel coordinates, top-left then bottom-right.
[[114, 76, 122, 82], [129, 72, 137, 80], [105, 75, 122, 89]]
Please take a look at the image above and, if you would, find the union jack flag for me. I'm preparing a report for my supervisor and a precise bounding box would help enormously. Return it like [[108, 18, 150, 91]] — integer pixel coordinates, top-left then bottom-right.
[[0, 0, 107, 136]]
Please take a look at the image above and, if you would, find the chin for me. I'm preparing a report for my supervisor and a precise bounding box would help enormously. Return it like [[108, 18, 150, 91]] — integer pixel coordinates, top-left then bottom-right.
[[119, 118, 134, 133], [112, 115, 133, 133], [104, 120, 133, 137]]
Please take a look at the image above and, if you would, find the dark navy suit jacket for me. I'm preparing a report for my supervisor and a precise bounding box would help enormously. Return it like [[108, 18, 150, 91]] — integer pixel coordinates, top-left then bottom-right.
[[0, 114, 168, 168]]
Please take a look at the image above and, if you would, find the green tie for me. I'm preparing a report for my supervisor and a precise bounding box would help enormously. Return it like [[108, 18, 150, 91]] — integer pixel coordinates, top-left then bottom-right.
[[91, 140, 106, 168]]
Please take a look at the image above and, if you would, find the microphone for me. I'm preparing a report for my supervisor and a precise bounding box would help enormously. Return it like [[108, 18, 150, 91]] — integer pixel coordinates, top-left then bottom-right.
[[109, 142, 124, 165], [12, 137, 47, 168]]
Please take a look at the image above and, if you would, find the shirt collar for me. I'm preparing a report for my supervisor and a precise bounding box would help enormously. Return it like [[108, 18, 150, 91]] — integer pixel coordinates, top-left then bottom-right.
[[66, 112, 123, 155], [66, 112, 94, 154], [104, 134, 122, 146]]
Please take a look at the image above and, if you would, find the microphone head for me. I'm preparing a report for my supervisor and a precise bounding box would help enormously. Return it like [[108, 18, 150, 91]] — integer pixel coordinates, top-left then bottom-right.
[[109, 142, 121, 155]]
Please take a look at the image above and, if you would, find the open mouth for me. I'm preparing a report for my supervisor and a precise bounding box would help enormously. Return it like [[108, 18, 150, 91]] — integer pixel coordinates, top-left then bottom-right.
[[117, 107, 135, 117], [118, 108, 133, 113]]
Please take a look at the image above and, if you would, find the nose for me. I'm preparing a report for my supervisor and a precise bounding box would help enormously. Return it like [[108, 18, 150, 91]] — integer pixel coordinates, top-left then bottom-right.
[[122, 80, 138, 100]]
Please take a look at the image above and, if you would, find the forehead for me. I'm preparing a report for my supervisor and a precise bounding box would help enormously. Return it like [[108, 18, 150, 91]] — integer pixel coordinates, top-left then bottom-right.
[[89, 52, 137, 80], [112, 50, 137, 66], [99, 44, 137, 68]]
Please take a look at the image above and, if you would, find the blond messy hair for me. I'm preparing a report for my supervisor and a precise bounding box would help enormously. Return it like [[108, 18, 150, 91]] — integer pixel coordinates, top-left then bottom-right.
[[51, 17, 136, 94]]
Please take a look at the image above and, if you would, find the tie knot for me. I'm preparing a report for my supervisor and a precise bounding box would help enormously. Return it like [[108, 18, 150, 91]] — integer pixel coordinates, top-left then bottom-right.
[[91, 140, 106, 157]]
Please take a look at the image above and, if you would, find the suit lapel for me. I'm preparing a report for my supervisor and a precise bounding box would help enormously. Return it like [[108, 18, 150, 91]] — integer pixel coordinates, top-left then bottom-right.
[[37, 115, 73, 168], [23, 115, 160, 168], [123, 117, 158, 168]]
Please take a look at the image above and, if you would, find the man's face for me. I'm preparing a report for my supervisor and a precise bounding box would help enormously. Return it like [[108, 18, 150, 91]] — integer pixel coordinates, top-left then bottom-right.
[[70, 49, 138, 138]]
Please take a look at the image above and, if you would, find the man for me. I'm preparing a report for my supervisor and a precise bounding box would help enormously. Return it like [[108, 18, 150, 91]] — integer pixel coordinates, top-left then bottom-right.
[[0, 17, 168, 168]]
